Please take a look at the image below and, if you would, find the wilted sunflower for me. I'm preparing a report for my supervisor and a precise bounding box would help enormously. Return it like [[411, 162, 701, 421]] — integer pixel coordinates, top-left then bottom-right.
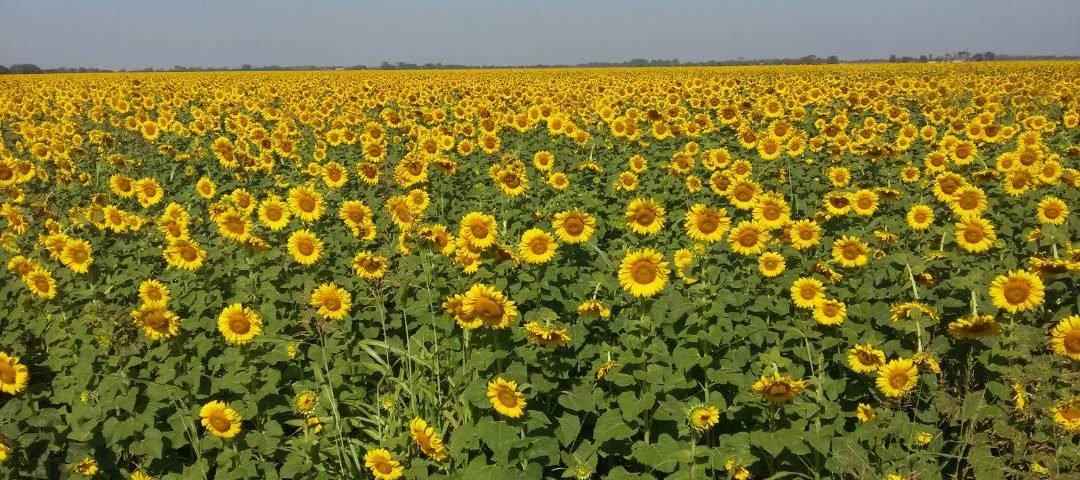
[[728, 221, 770, 256], [625, 198, 666, 235], [287, 229, 324, 265], [684, 204, 731, 242], [459, 212, 498, 249], [523, 321, 572, 349], [751, 372, 806, 403], [618, 248, 669, 298], [1049, 315, 1080, 361], [989, 270, 1044, 313], [217, 303, 263, 345], [954, 217, 996, 253], [0, 352, 29, 395], [947, 314, 1001, 339], [577, 300, 611, 319], [552, 210, 596, 244], [832, 235, 869, 268], [876, 358, 918, 397], [790, 277, 826, 309], [519, 229, 558, 264], [890, 301, 939, 322], [310, 283, 352, 320], [410, 417, 449, 462], [848, 343, 886, 373], [687, 404, 720, 431], [131, 304, 181, 341], [487, 377, 526, 418], [462, 283, 518, 329], [200, 400, 242, 438]]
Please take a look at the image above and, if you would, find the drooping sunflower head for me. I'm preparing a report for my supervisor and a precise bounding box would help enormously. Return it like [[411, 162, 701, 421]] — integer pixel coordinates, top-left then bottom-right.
[[751, 372, 806, 403], [947, 314, 1002, 339], [410, 417, 448, 462], [617, 248, 670, 298], [130, 304, 181, 341]]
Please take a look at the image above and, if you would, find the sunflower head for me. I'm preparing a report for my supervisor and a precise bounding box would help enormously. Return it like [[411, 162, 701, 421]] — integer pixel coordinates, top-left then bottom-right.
[[618, 248, 670, 298], [487, 377, 527, 418]]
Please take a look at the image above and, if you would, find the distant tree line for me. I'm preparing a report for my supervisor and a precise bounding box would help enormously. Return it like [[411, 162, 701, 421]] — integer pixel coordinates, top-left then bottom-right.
[[3, 52, 1078, 74]]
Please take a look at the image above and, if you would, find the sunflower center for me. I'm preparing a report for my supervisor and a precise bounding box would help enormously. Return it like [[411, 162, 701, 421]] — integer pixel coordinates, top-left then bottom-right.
[[297, 239, 315, 256], [180, 246, 197, 262], [889, 373, 909, 389], [914, 212, 927, 223], [1043, 206, 1061, 218], [225, 216, 245, 234], [733, 186, 753, 202], [631, 261, 657, 284], [563, 217, 584, 235], [1065, 334, 1080, 353], [71, 249, 88, 263], [767, 383, 791, 396], [265, 205, 283, 221], [842, 244, 862, 260], [800, 286, 819, 300], [473, 296, 502, 318], [497, 389, 518, 407], [857, 197, 872, 209], [958, 194, 977, 209], [529, 239, 548, 255], [298, 196, 316, 212], [762, 205, 780, 221], [323, 297, 341, 311], [857, 352, 877, 366], [0, 363, 15, 384], [634, 209, 656, 225], [470, 224, 489, 239], [1003, 282, 1029, 304], [822, 303, 839, 316], [229, 315, 251, 334], [798, 228, 814, 240], [963, 228, 984, 243], [209, 412, 232, 433], [738, 230, 758, 247], [144, 311, 168, 330], [697, 216, 718, 234]]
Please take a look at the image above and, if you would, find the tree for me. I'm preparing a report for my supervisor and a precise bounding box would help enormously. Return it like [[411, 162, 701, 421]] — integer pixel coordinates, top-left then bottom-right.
[[0, 65, 9, 74], [888, 55, 897, 62], [984, 51, 995, 61], [826, 56, 839, 64], [241, 64, 252, 70], [973, 53, 985, 61], [9, 63, 42, 74], [919, 55, 928, 62]]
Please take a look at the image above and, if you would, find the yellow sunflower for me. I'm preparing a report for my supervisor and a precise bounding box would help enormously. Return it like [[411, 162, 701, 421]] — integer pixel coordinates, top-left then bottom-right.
[[70, 456, 99, 477], [287, 229, 325, 265], [258, 196, 291, 230], [164, 238, 207, 271], [215, 209, 251, 242], [552, 210, 596, 244], [906, 205, 935, 230], [988, 270, 1044, 313], [217, 304, 263, 345], [1051, 397, 1080, 432], [23, 267, 56, 299], [813, 298, 846, 326], [487, 377, 527, 418], [758, 252, 786, 278], [138, 279, 170, 306], [59, 238, 93, 274], [728, 221, 770, 256], [519, 229, 558, 264], [949, 186, 988, 217], [577, 300, 611, 319], [459, 212, 498, 249], [410, 417, 449, 462], [947, 315, 1001, 339], [462, 284, 518, 329], [876, 358, 919, 397], [625, 198, 666, 235], [287, 184, 326, 222], [1049, 315, 1080, 361], [1036, 196, 1069, 225], [0, 352, 29, 395], [296, 391, 318, 415], [352, 251, 389, 279], [196, 177, 216, 199], [856, 403, 876, 422], [790, 277, 826, 309], [684, 204, 731, 242], [310, 283, 352, 320], [789, 219, 821, 250], [832, 235, 869, 268], [131, 304, 181, 341], [364, 448, 405, 480], [727, 179, 759, 210], [954, 217, 996, 253], [200, 400, 242, 438], [751, 372, 806, 403], [688, 404, 720, 431], [617, 248, 670, 298], [848, 343, 886, 373], [752, 193, 791, 228]]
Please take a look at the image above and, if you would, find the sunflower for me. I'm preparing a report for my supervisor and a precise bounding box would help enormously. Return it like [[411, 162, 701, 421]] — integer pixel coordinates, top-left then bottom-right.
[[296, 391, 318, 415], [310, 282, 352, 320], [109, 174, 136, 198], [849, 189, 879, 216], [989, 270, 1044, 313], [410, 417, 449, 462], [459, 212, 498, 249], [200, 400, 242, 438], [876, 358, 919, 397], [688, 405, 720, 431], [353, 251, 389, 279], [552, 210, 596, 244], [217, 303, 263, 345], [906, 205, 935, 230], [954, 217, 996, 253], [487, 377, 527, 418], [462, 284, 518, 329], [758, 252, 786, 278], [519, 229, 558, 264], [789, 219, 821, 250], [548, 172, 570, 190], [0, 352, 29, 395], [258, 196, 291, 230], [751, 372, 806, 403], [533, 150, 555, 171], [848, 343, 886, 373], [58, 238, 93, 274], [790, 277, 826, 309], [949, 186, 988, 217], [813, 298, 846, 326], [1036, 196, 1069, 225], [363, 448, 404, 480], [134, 177, 164, 208], [1051, 397, 1080, 432], [832, 235, 869, 268], [1049, 315, 1080, 361], [0, 442, 10, 462], [164, 238, 206, 271], [138, 279, 170, 306], [727, 179, 759, 210], [684, 204, 730, 242], [823, 191, 852, 215], [215, 209, 251, 242], [577, 300, 611, 319], [618, 248, 669, 298], [524, 321, 572, 349], [196, 177, 216, 199], [6, 255, 36, 277], [23, 268, 57, 299], [856, 403, 876, 422], [70, 456, 99, 477], [728, 221, 770, 256], [321, 161, 348, 188], [131, 304, 181, 341], [287, 185, 326, 222], [625, 198, 665, 235], [947, 315, 1001, 339], [287, 229, 324, 265]]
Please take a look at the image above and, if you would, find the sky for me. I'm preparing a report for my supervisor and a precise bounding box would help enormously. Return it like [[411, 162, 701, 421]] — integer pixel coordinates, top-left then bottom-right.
[[1, 0, 1078, 69]]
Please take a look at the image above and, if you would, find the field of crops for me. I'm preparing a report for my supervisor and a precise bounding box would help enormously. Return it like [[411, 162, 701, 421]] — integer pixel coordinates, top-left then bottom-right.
[[0, 63, 1077, 479]]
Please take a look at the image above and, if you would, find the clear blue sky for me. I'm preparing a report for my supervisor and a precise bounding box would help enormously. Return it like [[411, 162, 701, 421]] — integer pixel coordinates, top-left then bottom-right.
[[1, 0, 1078, 69]]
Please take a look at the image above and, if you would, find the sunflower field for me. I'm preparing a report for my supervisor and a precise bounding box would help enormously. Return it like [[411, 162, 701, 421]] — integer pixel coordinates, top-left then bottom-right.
[[0, 62, 1078, 480]]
